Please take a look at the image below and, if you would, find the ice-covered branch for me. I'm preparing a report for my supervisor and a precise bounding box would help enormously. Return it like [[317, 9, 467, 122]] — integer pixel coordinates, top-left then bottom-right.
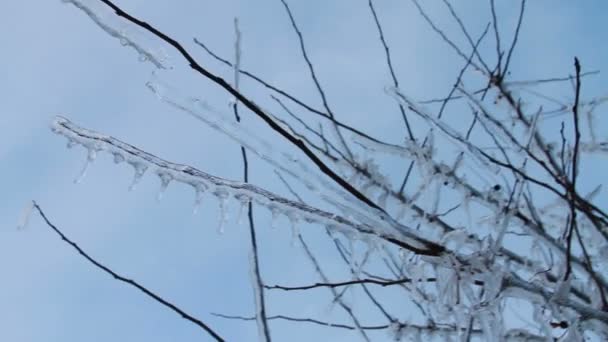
[[50, 116, 443, 256], [62, 0, 169, 69]]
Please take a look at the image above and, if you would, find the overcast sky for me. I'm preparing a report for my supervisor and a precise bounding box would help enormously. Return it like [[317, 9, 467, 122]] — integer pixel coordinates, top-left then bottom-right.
[[1, 1, 607, 341]]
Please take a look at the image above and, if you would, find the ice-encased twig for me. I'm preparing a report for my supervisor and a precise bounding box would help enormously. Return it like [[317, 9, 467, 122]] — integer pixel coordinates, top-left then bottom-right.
[[62, 0, 169, 69], [17, 200, 35, 230], [375, 88, 608, 290], [50, 115, 440, 255], [144, 75, 444, 254]]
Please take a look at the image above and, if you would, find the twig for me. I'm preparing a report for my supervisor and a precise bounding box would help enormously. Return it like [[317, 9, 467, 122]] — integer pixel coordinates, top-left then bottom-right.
[[231, 20, 271, 341], [32, 202, 224, 342], [367, 0, 414, 139], [278, 0, 354, 160], [564, 57, 582, 281], [212, 312, 389, 331], [502, 0, 526, 78], [265, 277, 439, 291]]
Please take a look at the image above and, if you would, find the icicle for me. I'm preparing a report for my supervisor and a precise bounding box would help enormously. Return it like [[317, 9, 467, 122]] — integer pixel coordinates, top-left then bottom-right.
[[214, 190, 229, 234], [269, 205, 280, 229], [235, 202, 245, 225], [234, 194, 250, 224], [156, 172, 172, 201], [192, 185, 206, 215], [128, 162, 148, 191], [287, 213, 300, 246], [66, 138, 77, 149], [17, 200, 35, 230], [74, 148, 97, 184], [235, 198, 248, 226], [112, 152, 125, 164]]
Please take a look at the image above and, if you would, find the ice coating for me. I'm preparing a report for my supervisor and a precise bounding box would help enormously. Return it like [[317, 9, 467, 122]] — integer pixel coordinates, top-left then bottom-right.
[[17, 200, 35, 230], [50, 115, 437, 252], [61, 0, 170, 69]]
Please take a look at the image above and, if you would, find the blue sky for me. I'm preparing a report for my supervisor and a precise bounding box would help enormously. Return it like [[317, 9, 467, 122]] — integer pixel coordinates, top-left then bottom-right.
[[1, 1, 607, 341]]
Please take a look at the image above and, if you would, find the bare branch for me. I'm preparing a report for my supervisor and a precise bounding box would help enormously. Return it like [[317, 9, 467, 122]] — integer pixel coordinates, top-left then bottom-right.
[[32, 203, 224, 341]]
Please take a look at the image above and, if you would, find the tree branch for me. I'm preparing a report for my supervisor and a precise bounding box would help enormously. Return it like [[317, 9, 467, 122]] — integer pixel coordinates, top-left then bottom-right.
[[32, 202, 224, 342]]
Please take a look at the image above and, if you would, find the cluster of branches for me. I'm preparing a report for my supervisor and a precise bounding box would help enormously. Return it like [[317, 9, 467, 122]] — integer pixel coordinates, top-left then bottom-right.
[[30, 0, 608, 340]]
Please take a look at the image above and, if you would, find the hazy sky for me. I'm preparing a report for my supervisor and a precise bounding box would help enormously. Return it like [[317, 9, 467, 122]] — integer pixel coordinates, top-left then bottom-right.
[[1, 1, 606, 341]]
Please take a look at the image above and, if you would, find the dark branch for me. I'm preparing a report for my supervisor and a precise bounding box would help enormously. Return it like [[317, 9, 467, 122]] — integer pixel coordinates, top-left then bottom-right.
[[367, 0, 414, 139], [32, 202, 224, 342], [212, 312, 389, 331], [231, 24, 271, 339], [265, 277, 439, 291]]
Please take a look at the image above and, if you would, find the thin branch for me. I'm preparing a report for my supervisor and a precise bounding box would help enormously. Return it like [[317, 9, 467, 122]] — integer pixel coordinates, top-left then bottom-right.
[[265, 277, 439, 291], [212, 312, 389, 331], [398, 25, 488, 195], [32, 202, 224, 342], [367, 0, 414, 139], [489, 0, 503, 76], [410, 0, 485, 74], [502, 0, 526, 78], [193, 37, 328, 118], [231, 20, 271, 341], [278, 0, 354, 160], [212, 312, 545, 340], [564, 57, 582, 282]]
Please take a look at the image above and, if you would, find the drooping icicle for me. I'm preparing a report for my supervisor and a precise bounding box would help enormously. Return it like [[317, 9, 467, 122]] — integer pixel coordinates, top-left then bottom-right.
[[74, 148, 97, 184], [112, 152, 125, 164], [66, 138, 77, 149], [128, 162, 148, 191], [287, 213, 300, 246], [214, 189, 230, 234], [156, 172, 172, 202], [269, 205, 280, 229], [192, 185, 206, 215], [17, 200, 35, 230], [235, 194, 250, 225], [235, 201, 246, 225]]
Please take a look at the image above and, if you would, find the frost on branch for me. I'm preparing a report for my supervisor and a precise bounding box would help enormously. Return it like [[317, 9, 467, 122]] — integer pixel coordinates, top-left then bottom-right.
[[49, 115, 439, 254], [61, 0, 170, 69], [144, 75, 446, 252]]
